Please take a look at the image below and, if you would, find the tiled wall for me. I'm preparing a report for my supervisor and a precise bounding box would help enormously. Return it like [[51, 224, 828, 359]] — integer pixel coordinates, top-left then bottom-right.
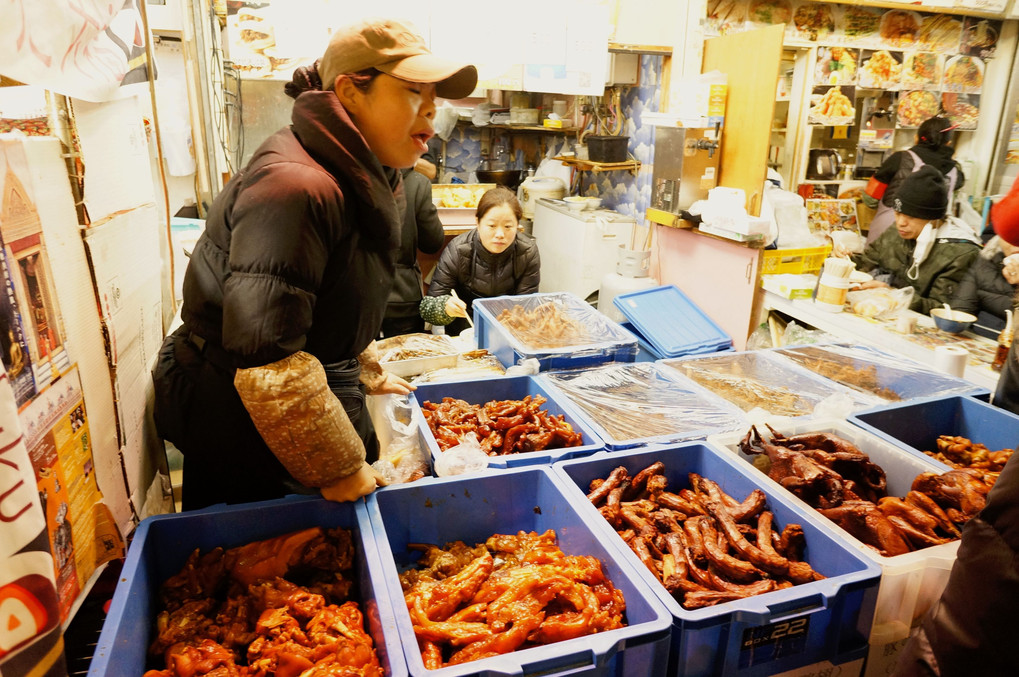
[[438, 54, 665, 223]]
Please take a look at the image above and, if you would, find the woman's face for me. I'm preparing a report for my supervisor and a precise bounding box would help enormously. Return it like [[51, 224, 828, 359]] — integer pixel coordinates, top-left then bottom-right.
[[342, 73, 436, 169], [477, 203, 519, 254], [894, 212, 930, 240]]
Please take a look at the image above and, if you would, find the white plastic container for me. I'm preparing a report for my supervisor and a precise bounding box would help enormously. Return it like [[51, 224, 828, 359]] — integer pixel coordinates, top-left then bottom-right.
[[599, 247, 658, 322], [814, 272, 850, 312]]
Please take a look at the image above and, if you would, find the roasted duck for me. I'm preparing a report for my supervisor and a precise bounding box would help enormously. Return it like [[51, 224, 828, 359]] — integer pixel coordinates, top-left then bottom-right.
[[739, 426, 998, 557]]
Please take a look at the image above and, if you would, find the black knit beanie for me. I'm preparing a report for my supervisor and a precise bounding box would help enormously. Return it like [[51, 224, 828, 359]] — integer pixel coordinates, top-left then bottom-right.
[[893, 165, 948, 220]]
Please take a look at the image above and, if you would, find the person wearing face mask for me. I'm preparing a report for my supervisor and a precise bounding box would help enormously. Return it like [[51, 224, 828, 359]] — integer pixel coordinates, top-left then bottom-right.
[[849, 164, 980, 314], [151, 19, 477, 510], [420, 187, 540, 336]]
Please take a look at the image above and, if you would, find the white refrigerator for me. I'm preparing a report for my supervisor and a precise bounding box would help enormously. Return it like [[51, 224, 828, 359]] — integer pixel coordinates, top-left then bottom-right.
[[531, 199, 641, 302]]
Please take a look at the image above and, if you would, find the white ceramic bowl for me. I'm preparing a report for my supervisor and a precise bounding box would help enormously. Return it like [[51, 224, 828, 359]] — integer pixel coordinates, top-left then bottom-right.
[[585, 196, 603, 210], [564, 196, 587, 213]]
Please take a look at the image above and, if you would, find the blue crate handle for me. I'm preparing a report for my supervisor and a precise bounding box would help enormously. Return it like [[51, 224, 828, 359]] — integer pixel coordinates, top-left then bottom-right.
[[520, 648, 599, 676], [720, 592, 828, 672]]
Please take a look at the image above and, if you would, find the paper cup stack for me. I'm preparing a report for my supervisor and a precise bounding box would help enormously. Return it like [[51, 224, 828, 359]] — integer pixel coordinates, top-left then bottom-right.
[[814, 257, 855, 312]]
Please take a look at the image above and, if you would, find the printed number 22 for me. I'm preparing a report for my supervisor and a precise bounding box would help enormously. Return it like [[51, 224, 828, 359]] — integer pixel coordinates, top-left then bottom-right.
[[771, 618, 808, 641]]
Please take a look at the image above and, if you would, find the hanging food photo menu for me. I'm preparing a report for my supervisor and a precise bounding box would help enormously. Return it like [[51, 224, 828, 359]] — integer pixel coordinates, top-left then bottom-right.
[[859, 50, 903, 90], [809, 85, 856, 126], [960, 17, 1001, 58], [815, 46, 858, 85], [703, 0, 995, 133]]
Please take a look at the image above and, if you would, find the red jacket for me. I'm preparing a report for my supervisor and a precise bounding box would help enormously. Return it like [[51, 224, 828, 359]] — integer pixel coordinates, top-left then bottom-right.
[[992, 173, 1019, 246]]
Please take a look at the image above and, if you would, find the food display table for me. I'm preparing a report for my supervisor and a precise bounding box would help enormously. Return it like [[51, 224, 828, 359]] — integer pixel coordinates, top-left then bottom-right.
[[762, 291, 1001, 392]]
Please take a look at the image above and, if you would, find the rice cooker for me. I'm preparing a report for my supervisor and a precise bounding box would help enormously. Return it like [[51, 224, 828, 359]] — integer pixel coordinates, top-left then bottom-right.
[[518, 176, 567, 219]]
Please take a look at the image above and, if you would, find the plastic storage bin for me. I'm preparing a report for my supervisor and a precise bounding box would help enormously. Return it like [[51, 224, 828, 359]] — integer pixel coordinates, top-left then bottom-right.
[[849, 394, 1019, 471], [760, 246, 832, 276], [540, 362, 748, 449], [586, 135, 629, 163], [364, 466, 673, 677], [473, 291, 638, 370], [708, 419, 960, 669], [553, 443, 880, 677], [771, 343, 987, 402], [612, 285, 733, 358], [660, 350, 875, 418], [90, 495, 407, 677], [410, 374, 604, 469]]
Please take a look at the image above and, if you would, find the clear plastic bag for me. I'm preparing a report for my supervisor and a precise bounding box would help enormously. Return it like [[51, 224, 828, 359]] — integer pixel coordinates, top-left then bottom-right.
[[775, 343, 977, 402], [846, 286, 914, 319], [661, 351, 871, 418], [376, 333, 458, 362], [367, 394, 429, 483], [433, 432, 490, 477], [543, 362, 746, 446], [476, 292, 635, 353]]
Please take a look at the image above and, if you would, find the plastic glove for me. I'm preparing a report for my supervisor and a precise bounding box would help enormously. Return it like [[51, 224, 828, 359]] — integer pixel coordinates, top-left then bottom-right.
[[445, 296, 468, 318], [369, 372, 415, 396], [320, 462, 388, 502]]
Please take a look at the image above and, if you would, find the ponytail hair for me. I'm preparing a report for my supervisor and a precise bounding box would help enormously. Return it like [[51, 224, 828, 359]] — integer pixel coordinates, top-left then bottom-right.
[[917, 116, 957, 148]]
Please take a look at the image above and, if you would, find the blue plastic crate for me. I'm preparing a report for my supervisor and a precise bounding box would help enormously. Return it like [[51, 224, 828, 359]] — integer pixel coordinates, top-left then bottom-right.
[[411, 375, 604, 470], [365, 466, 673, 677], [613, 285, 733, 358], [659, 349, 877, 417], [849, 394, 1019, 471], [474, 292, 638, 370], [771, 343, 988, 402], [90, 496, 406, 677], [539, 362, 748, 449], [708, 419, 958, 654], [553, 443, 881, 677], [619, 321, 663, 361]]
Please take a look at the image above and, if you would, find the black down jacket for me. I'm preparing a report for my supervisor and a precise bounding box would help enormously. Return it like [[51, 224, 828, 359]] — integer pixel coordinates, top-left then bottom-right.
[[893, 450, 1019, 676], [181, 90, 402, 368], [949, 248, 1017, 333], [425, 228, 540, 333], [386, 168, 445, 320]]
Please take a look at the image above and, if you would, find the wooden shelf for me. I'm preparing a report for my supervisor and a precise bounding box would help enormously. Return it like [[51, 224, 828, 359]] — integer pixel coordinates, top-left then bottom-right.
[[554, 156, 641, 173], [487, 123, 580, 134], [608, 42, 673, 56]]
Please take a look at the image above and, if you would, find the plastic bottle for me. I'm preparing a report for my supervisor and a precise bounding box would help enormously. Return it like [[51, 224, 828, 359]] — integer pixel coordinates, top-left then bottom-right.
[[992, 309, 1013, 372], [598, 246, 658, 322]]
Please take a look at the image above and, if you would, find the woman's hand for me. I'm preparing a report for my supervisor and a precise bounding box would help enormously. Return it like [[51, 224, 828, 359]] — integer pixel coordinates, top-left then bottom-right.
[[857, 279, 891, 290], [1004, 254, 1019, 285], [320, 462, 388, 502], [369, 371, 414, 396], [445, 296, 468, 318]]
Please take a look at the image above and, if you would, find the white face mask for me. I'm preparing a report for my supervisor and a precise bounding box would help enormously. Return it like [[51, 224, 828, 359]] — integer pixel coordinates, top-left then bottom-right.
[[907, 222, 937, 281]]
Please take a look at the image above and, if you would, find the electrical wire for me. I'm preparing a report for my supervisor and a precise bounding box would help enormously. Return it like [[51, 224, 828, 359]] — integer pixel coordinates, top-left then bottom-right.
[[207, 4, 242, 175], [138, 1, 175, 321]]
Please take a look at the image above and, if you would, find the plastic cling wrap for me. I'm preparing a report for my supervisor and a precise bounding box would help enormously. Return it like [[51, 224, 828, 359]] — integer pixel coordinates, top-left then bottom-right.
[[376, 333, 459, 377], [661, 351, 873, 417], [541, 362, 747, 447], [775, 343, 979, 402], [478, 292, 635, 353]]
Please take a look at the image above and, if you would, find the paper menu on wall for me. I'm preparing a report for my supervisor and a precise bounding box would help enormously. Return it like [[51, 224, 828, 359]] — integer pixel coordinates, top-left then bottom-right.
[[806, 199, 861, 236]]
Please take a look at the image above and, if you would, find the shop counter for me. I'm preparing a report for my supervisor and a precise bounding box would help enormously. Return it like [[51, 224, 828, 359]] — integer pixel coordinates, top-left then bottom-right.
[[762, 291, 1000, 392]]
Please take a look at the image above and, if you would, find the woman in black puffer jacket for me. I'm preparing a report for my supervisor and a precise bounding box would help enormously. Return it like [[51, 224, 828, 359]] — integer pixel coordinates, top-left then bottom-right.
[[420, 187, 540, 336], [949, 236, 1019, 335]]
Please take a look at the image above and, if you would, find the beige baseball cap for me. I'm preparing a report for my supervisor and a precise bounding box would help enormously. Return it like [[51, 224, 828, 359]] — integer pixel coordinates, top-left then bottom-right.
[[319, 19, 478, 99]]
